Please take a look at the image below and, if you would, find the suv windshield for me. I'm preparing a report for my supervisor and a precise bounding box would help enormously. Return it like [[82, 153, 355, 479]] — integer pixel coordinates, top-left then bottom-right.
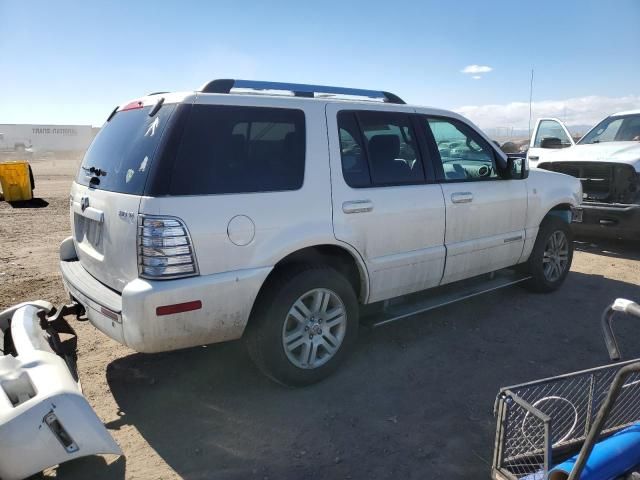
[[579, 114, 640, 144], [76, 103, 176, 194]]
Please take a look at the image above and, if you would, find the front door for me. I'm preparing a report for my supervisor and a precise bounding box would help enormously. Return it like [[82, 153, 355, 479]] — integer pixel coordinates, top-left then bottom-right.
[[326, 104, 446, 303], [421, 115, 528, 285], [527, 118, 575, 166]]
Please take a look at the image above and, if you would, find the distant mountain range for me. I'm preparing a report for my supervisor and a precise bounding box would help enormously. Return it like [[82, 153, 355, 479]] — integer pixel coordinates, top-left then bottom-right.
[[483, 124, 594, 141]]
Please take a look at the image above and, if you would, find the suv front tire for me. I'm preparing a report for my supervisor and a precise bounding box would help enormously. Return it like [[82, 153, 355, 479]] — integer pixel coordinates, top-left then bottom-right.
[[524, 215, 573, 292]]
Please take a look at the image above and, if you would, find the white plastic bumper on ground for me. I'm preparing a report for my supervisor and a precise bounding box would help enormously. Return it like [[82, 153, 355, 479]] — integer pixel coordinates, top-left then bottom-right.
[[0, 302, 121, 480]]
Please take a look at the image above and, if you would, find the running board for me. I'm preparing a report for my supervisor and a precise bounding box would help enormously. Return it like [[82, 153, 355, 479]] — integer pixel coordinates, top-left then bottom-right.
[[361, 269, 532, 328]]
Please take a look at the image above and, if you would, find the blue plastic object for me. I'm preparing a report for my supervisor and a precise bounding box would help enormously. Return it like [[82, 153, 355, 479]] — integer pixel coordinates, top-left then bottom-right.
[[549, 423, 640, 480], [548, 208, 572, 225]]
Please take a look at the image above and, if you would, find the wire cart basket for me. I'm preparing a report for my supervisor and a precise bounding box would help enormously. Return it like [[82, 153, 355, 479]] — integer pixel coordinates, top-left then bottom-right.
[[492, 298, 640, 480]]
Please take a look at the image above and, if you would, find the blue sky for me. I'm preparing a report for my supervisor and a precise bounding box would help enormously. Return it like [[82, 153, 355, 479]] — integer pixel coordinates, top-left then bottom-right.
[[1, 0, 639, 129]]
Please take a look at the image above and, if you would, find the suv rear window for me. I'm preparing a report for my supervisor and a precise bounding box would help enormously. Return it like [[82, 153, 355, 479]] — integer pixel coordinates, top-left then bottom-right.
[[170, 105, 305, 195], [76, 104, 176, 194]]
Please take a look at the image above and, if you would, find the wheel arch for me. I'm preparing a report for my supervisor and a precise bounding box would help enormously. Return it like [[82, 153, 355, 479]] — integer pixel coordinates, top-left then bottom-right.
[[545, 203, 573, 225], [521, 205, 574, 292], [521, 203, 574, 263], [265, 243, 368, 302], [245, 243, 369, 334]]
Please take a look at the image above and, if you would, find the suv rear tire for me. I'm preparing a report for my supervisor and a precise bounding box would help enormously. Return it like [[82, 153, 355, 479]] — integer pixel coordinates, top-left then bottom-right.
[[523, 215, 573, 292], [245, 264, 359, 386]]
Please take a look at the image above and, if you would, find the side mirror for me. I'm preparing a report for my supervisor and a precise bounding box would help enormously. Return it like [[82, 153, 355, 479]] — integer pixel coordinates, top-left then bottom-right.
[[506, 156, 529, 179], [540, 136, 563, 149]]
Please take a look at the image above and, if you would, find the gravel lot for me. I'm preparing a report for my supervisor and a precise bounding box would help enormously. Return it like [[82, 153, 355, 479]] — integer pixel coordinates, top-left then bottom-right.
[[1, 157, 639, 479]]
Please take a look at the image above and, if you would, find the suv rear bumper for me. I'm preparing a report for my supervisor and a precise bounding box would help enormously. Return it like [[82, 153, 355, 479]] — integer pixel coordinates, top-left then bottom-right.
[[59, 237, 271, 353], [572, 202, 640, 240]]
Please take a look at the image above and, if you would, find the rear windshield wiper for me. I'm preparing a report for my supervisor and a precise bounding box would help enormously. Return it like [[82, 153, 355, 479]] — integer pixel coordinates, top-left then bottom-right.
[[81, 166, 107, 186], [82, 166, 107, 177], [149, 97, 165, 117]]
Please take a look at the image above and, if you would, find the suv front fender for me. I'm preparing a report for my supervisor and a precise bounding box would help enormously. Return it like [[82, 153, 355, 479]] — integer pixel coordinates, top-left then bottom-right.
[[520, 170, 582, 261], [525, 169, 582, 228]]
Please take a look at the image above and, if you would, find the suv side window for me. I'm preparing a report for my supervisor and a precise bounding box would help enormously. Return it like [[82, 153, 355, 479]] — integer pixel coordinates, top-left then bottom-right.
[[170, 105, 305, 195], [338, 110, 425, 187], [338, 112, 371, 187], [425, 117, 498, 181]]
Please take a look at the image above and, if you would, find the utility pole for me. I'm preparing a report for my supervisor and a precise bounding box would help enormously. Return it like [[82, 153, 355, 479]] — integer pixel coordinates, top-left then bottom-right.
[[528, 68, 534, 138]]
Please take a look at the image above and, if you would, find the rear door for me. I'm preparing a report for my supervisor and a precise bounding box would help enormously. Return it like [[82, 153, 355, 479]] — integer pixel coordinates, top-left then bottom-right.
[[71, 102, 177, 292], [527, 118, 574, 166], [327, 104, 446, 303], [420, 114, 528, 284]]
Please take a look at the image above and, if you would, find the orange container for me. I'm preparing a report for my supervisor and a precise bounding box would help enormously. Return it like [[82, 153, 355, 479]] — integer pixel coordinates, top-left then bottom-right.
[[0, 161, 33, 202]]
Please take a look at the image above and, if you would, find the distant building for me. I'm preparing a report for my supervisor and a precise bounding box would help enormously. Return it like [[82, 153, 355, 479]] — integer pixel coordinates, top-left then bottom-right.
[[0, 123, 96, 154]]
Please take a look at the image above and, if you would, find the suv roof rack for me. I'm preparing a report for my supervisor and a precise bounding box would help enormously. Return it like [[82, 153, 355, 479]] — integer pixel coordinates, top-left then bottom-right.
[[198, 79, 405, 104]]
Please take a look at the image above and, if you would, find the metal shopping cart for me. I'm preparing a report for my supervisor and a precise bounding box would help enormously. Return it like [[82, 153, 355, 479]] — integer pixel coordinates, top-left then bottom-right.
[[492, 298, 640, 480]]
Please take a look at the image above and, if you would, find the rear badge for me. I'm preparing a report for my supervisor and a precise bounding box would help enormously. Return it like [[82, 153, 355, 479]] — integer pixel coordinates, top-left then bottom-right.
[[118, 210, 136, 223]]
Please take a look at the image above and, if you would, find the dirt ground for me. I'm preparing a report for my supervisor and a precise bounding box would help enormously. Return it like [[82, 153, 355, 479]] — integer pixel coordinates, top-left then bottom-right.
[[1, 158, 639, 480]]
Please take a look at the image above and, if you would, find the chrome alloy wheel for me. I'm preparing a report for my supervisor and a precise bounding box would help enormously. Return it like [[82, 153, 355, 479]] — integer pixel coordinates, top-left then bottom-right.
[[543, 230, 569, 282], [281, 288, 347, 369]]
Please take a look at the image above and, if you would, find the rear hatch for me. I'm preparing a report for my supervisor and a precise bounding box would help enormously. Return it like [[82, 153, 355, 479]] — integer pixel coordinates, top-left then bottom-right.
[[539, 161, 639, 204], [71, 101, 177, 292]]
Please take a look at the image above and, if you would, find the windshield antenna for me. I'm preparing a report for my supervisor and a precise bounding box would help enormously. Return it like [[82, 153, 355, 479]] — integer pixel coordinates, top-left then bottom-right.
[[528, 68, 534, 139]]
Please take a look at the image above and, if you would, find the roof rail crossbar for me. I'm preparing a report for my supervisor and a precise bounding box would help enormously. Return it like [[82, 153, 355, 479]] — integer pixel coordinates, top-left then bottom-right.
[[199, 79, 405, 104]]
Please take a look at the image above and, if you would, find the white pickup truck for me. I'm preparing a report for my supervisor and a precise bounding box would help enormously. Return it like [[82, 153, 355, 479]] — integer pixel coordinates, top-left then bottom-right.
[[527, 111, 640, 240], [1, 80, 582, 478]]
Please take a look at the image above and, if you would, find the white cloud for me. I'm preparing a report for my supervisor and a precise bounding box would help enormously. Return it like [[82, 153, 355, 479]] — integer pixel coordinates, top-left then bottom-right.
[[461, 64, 493, 74], [455, 95, 640, 130], [472, 75, 482, 80]]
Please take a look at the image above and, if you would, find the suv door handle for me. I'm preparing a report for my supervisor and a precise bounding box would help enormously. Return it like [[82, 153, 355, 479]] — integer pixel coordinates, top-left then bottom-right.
[[529, 155, 539, 161], [451, 192, 473, 204], [343, 200, 373, 214]]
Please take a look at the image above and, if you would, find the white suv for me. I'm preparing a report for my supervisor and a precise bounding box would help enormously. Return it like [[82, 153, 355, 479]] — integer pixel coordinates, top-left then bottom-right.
[[60, 79, 582, 386]]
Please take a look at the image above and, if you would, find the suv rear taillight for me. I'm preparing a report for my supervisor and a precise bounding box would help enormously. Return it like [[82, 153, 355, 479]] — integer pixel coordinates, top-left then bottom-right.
[[137, 216, 199, 279]]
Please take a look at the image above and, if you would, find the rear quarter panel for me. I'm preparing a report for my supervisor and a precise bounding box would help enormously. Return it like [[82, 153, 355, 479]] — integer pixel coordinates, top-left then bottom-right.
[[138, 96, 337, 277]]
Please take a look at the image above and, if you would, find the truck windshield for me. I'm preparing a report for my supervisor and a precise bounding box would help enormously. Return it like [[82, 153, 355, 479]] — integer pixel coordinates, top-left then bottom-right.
[[579, 114, 640, 144], [76, 104, 175, 194]]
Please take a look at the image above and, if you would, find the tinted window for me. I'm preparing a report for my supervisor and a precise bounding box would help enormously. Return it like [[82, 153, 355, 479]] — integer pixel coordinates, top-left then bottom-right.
[[171, 105, 305, 195], [426, 117, 498, 181], [338, 111, 425, 187], [338, 112, 370, 187], [76, 104, 176, 194], [533, 119, 572, 147]]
